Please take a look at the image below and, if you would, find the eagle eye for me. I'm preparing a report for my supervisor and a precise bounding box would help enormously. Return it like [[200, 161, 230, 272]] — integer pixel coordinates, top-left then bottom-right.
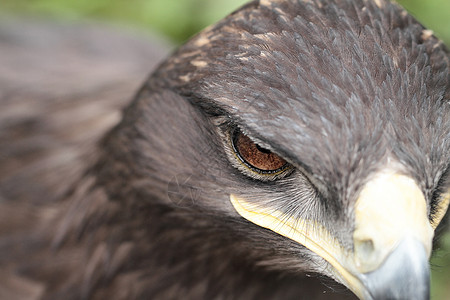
[[230, 128, 291, 178]]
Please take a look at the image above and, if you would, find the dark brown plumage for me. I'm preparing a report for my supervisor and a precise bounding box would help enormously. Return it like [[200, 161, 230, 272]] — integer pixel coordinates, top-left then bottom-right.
[[0, 1, 449, 299]]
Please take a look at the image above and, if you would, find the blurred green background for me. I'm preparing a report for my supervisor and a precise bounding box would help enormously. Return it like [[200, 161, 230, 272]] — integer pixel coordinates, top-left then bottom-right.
[[1, 0, 449, 299], [1, 0, 450, 45]]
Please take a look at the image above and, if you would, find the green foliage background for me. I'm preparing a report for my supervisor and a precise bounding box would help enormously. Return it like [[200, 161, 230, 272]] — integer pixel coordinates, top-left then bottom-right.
[[1, 0, 450, 45], [1, 0, 449, 299]]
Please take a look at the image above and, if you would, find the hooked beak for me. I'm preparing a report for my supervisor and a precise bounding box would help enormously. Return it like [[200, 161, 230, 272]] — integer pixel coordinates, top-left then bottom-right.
[[359, 237, 430, 300], [230, 172, 448, 299]]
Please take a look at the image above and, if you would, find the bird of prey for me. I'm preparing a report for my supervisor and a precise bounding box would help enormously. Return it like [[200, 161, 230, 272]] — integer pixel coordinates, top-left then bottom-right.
[[0, 0, 449, 299]]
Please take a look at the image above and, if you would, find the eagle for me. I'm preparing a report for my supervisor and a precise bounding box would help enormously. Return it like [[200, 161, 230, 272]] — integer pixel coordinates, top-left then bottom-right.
[[0, 0, 449, 299]]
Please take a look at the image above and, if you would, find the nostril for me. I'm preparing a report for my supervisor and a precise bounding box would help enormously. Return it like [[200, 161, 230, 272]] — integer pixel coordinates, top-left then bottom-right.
[[359, 237, 430, 300], [354, 236, 384, 273], [355, 239, 375, 260]]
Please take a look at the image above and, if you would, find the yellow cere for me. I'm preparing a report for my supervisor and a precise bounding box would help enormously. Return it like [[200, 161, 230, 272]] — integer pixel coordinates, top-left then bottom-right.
[[353, 173, 434, 273], [230, 171, 438, 300], [431, 190, 450, 229]]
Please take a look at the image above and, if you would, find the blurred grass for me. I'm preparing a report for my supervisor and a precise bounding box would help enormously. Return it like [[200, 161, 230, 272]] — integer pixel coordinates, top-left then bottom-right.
[[0, 0, 449, 299], [1, 0, 449, 45], [431, 231, 450, 300], [0, 0, 248, 43]]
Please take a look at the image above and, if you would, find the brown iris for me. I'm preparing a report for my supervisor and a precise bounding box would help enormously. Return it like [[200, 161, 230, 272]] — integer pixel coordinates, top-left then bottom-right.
[[232, 129, 288, 173]]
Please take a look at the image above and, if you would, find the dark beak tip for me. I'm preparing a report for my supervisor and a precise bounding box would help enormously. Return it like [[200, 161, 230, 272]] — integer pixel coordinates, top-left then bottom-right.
[[359, 237, 430, 300]]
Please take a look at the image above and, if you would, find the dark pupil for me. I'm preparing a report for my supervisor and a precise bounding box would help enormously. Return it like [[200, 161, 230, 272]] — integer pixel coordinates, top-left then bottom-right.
[[233, 129, 287, 172], [256, 144, 271, 154]]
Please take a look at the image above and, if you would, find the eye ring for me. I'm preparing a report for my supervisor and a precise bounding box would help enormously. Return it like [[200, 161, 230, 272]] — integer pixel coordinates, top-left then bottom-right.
[[229, 127, 292, 178]]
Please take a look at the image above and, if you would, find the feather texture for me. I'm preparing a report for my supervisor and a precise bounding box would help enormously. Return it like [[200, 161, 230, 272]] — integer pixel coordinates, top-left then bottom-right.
[[0, 1, 449, 299]]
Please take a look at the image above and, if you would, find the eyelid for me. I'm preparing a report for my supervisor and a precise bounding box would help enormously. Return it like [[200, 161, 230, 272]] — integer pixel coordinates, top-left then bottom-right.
[[226, 126, 294, 181]]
